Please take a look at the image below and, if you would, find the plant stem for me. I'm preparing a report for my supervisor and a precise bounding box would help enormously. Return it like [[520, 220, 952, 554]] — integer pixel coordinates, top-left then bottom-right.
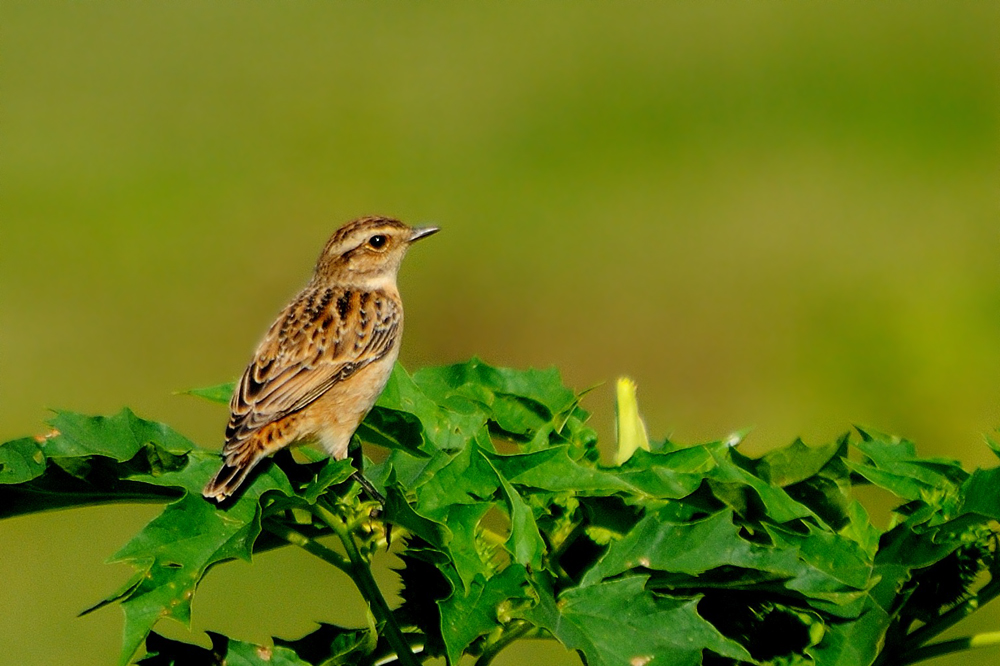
[[903, 577, 1000, 651], [372, 639, 427, 666], [262, 519, 351, 576], [899, 631, 1000, 665], [312, 499, 420, 666]]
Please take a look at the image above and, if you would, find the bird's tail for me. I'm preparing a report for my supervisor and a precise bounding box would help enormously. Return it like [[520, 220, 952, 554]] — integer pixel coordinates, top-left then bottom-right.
[[202, 439, 268, 502]]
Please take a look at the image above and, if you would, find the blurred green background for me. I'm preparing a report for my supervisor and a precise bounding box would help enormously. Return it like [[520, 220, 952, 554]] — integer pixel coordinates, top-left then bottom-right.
[[2, 2, 998, 664]]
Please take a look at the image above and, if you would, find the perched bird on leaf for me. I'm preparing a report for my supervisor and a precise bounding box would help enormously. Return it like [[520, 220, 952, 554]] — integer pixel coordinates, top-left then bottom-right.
[[203, 216, 438, 502]]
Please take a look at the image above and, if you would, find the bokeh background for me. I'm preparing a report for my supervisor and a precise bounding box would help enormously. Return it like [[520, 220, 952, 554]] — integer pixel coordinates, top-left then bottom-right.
[[2, 2, 998, 665]]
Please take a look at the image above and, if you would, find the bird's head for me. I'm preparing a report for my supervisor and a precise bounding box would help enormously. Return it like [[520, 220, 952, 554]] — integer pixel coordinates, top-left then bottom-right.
[[314, 216, 438, 288]]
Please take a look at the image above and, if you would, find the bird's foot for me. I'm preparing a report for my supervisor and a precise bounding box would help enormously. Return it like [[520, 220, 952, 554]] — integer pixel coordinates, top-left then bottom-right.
[[350, 470, 392, 547]]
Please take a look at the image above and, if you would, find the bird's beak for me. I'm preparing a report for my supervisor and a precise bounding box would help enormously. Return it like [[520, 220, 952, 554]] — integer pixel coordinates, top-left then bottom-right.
[[409, 226, 440, 243]]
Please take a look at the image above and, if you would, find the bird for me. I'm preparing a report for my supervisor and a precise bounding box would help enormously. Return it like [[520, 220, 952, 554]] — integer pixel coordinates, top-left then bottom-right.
[[203, 216, 438, 502]]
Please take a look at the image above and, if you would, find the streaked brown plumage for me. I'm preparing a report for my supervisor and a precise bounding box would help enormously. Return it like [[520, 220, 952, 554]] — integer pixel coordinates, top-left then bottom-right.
[[203, 216, 438, 502]]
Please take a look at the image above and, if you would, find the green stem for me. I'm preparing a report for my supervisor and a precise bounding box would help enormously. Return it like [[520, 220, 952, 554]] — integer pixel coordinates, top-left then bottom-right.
[[371, 637, 427, 666], [474, 621, 537, 666], [899, 631, 1000, 665], [903, 577, 1000, 651], [312, 500, 420, 666], [262, 519, 351, 576]]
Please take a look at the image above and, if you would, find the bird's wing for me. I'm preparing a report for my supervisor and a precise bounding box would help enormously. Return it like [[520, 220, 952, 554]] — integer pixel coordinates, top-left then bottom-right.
[[224, 286, 400, 445]]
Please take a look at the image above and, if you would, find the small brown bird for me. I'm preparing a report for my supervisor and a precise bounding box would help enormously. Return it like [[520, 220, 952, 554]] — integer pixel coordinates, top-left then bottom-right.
[[203, 216, 438, 502]]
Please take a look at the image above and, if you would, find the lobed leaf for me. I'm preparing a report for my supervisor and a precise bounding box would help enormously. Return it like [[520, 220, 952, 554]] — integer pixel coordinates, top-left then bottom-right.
[[523, 576, 752, 666]]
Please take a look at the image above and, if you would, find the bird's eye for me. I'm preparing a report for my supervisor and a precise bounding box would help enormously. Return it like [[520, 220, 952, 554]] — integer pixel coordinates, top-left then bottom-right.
[[368, 235, 387, 249]]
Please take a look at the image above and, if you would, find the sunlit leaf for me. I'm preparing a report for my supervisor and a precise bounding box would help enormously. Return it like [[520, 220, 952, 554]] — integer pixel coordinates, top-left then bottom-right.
[[524, 576, 752, 666], [439, 565, 530, 664]]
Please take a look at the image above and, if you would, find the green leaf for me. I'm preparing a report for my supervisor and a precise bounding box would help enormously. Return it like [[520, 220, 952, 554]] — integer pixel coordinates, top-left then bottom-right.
[[615, 447, 717, 500], [763, 522, 875, 616], [756, 437, 845, 487], [140, 631, 311, 666], [63, 439, 296, 666], [356, 407, 428, 455], [371, 363, 489, 453], [217, 639, 312, 666], [806, 604, 889, 666], [961, 467, 1000, 520], [439, 565, 531, 665], [487, 446, 633, 495], [413, 358, 576, 418], [585, 508, 873, 617], [849, 427, 968, 505], [300, 459, 356, 504], [273, 622, 378, 666], [492, 457, 546, 572], [0, 437, 47, 484], [839, 500, 881, 558], [442, 503, 496, 593], [384, 484, 451, 551], [180, 382, 235, 406], [412, 440, 499, 518], [708, 445, 820, 524], [524, 576, 752, 666], [404, 441, 545, 585], [0, 410, 195, 519], [47, 408, 193, 459]]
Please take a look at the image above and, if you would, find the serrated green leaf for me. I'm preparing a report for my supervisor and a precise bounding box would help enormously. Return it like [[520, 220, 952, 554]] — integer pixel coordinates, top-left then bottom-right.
[[839, 500, 881, 558], [0, 411, 195, 519], [585, 508, 873, 617], [711, 445, 821, 524], [805, 604, 888, 666], [439, 565, 530, 665], [413, 440, 499, 517], [866, 524, 955, 618], [524, 576, 752, 666], [615, 446, 718, 499], [443, 503, 496, 593], [273, 622, 378, 666], [96, 449, 294, 665], [583, 509, 786, 586], [960, 467, 1000, 520], [140, 631, 310, 666], [483, 452, 545, 572], [763, 522, 875, 616], [413, 358, 576, 418], [384, 485, 451, 551], [0, 437, 47, 484], [47, 408, 193, 460], [784, 449, 853, 531], [487, 446, 633, 495], [850, 428, 968, 505], [300, 459, 356, 504], [756, 437, 845, 487], [402, 440, 545, 584], [373, 364, 490, 453]]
